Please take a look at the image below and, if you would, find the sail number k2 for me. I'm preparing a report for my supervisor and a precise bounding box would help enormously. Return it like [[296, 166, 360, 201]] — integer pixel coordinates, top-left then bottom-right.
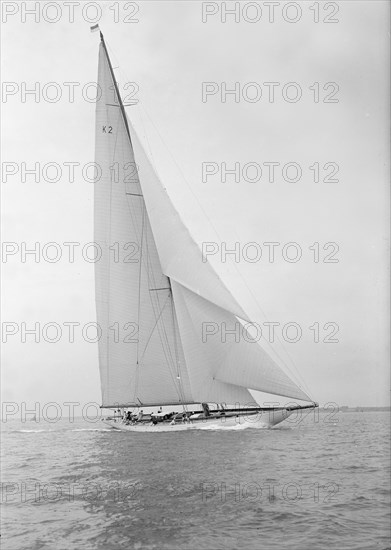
[[102, 126, 113, 134]]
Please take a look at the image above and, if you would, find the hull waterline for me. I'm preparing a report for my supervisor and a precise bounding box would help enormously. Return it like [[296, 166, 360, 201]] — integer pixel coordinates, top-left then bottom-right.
[[101, 407, 313, 432]]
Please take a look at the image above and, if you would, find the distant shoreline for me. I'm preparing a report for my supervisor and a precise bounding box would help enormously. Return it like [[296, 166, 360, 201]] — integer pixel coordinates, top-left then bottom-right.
[[319, 406, 390, 413]]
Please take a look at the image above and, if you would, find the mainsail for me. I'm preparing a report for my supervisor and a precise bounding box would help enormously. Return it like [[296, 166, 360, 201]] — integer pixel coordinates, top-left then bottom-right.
[[94, 33, 312, 409]]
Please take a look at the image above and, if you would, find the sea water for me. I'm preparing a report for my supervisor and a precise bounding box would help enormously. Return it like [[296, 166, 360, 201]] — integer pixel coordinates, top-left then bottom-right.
[[1, 410, 390, 550]]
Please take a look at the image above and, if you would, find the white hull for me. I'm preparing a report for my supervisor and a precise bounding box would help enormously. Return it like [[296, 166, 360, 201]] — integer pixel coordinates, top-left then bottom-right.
[[102, 408, 295, 432]]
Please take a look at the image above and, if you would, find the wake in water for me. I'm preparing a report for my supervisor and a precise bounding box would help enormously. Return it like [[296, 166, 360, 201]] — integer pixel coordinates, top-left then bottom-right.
[[11, 427, 113, 434], [16, 429, 51, 433], [104, 421, 276, 433], [70, 428, 114, 432]]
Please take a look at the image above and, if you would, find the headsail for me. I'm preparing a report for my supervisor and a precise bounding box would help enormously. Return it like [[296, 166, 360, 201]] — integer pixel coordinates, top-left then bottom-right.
[[129, 125, 251, 322], [172, 281, 311, 403]]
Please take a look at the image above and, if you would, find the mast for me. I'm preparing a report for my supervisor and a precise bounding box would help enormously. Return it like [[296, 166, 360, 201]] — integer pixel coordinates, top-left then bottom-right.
[[99, 31, 132, 145]]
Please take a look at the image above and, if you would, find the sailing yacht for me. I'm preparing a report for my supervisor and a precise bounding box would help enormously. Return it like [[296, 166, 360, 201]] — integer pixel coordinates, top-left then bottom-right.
[[93, 29, 317, 431]]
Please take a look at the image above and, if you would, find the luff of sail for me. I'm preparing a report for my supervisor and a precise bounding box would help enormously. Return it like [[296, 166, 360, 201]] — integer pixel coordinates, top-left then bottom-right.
[[94, 33, 312, 409]]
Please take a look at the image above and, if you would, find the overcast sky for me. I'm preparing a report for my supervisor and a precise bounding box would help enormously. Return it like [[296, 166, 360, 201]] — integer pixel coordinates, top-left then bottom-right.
[[1, 1, 389, 412]]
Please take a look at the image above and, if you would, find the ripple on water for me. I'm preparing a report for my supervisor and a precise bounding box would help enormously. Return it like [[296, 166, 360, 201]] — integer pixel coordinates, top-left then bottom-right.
[[1, 412, 390, 550]]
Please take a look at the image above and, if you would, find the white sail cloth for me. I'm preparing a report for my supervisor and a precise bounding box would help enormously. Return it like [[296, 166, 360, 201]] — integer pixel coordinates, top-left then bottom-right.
[[129, 125, 251, 323], [171, 282, 311, 403], [94, 39, 311, 408]]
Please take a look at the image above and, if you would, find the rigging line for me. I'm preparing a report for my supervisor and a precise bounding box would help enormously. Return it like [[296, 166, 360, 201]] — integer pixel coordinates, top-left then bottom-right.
[[166, 279, 185, 402], [149, 287, 171, 291], [125, 185, 143, 245], [133, 200, 145, 402], [136, 217, 182, 402], [133, 359, 140, 405], [155, 294, 182, 396], [130, 218, 158, 403], [136, 105, 311, 398], [139, 293, 171, 363], [158, 314, 187, 404], [123, 193, 146, 404], [170, 286, 188, 410], [143, 233, 185, 403], [146, 259, 185, 404], [144, 235, 183, 397], [136, 201, 145, 365], [167, 279, 186, 404], [169, 283, 211, 404], [140, 276, 184, 404]]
